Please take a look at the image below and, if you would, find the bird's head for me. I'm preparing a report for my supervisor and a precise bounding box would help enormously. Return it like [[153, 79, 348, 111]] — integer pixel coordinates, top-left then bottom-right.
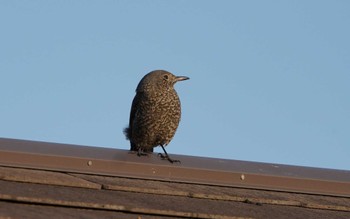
[[136, 70, 189, 92]]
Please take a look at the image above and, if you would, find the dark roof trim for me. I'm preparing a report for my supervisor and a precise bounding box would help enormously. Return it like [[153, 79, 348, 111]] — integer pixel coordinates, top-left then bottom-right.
[[0, 138, 349, 197]]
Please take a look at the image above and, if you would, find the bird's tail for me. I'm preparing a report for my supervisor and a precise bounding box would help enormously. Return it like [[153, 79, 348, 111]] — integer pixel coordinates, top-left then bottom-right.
[[123, 127, 131, 140], [130, 142, 153, 153], [125, 127, 153, 152]]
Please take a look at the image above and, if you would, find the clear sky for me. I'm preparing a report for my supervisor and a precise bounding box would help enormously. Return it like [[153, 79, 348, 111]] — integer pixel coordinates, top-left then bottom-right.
[[1, 1, 349, 170]]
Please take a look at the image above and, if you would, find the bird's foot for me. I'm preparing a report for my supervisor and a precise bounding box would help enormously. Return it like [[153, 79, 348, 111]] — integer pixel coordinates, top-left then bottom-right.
[[137, 148, 150, 157], [158, 153, 181, 164]]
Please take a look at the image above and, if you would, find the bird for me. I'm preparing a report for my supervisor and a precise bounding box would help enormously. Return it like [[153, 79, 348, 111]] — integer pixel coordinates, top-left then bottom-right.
[[124, 70, 189, 163]]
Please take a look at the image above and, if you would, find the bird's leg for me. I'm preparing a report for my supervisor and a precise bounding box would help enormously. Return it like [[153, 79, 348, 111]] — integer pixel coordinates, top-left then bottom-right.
[[158, 145, 181, 163], [137, 148, 149, 156]]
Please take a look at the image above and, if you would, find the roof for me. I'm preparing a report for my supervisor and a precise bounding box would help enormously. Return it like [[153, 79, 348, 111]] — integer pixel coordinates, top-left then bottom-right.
[[0, 138, 349, 218]]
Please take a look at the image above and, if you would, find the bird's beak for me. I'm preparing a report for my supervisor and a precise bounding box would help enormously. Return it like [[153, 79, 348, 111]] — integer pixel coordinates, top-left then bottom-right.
[[175, 76, 190, 82]]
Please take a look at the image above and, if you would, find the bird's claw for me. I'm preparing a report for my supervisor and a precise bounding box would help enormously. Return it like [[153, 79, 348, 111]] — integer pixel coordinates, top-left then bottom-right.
[[158, 153, 181, 163]]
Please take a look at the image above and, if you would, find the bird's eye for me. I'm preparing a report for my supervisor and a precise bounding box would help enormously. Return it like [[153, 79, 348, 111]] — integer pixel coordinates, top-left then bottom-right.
[[163, 75, 169, 80]]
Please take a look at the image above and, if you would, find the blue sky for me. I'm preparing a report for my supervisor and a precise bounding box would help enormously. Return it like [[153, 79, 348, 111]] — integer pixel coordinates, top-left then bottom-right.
[[1, 1, 349, 170]]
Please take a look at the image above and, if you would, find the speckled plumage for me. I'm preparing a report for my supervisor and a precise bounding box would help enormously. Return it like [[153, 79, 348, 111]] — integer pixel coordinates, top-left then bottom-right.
[[124, 70, 189, 162]]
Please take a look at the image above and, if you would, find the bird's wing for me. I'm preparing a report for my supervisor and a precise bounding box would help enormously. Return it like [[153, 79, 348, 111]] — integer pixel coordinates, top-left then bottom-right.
[[126, 92, 154, 153], [125, 92, 142, 151], [124, 93, 138, 139]]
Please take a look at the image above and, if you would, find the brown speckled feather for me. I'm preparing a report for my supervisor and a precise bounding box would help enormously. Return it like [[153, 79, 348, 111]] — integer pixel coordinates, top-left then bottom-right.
[[124, 70, 189, 156]]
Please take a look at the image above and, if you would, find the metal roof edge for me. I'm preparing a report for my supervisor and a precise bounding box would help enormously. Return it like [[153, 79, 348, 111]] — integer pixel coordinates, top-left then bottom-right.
[[0, 138, 349, 197]]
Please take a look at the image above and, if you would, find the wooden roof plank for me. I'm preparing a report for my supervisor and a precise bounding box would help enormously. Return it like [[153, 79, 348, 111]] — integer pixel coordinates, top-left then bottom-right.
[[1, 179, 349, 219], [0, 201, 176, 219], [0, 180, 250, 219], [0, 166, 101, 189], [71, 173, 350, 212]]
